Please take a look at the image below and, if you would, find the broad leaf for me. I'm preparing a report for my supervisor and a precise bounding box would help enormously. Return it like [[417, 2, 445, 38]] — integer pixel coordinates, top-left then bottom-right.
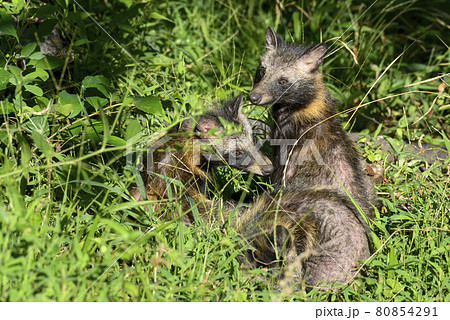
[[24, 84, 43, 96], [135, 96, 163, 116]]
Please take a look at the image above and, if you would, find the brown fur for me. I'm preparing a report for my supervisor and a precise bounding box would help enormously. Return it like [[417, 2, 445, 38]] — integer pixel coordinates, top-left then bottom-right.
[[241, 27, 375, 291], [130, 94, 273, 224], [236, 187, 370, 291], [131, 132, 214, 223]]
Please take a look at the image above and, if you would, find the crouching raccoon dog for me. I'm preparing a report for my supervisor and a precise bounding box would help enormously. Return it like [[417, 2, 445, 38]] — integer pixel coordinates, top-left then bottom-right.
[[237, 27, 375, 291], [130, 94, 273, 224]]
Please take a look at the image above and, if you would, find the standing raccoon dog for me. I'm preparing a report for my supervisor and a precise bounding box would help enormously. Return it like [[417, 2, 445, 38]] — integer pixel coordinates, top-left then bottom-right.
[[130, 94, 273, 224], [238, 27, 375, 291]]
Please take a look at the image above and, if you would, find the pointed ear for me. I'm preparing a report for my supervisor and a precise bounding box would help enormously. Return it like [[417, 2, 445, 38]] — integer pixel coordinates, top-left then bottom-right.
[[300, 43, 327, 73], [265, 26, 281, 50], [223, 93, 243, 119], [196, 115, 223, 138]]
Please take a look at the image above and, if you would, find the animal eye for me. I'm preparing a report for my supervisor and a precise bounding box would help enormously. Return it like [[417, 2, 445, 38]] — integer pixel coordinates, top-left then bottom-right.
[[234, 150, 243, 158], [255, 67, 265, 81], [258, 67, 265, 77], [278, 78, 288, 85]]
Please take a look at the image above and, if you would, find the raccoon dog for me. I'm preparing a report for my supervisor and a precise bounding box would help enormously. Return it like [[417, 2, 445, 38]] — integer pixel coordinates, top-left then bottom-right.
[[238, 27, 375, 291], [249, 27, 374, 209], [130, 94, 273, 224]]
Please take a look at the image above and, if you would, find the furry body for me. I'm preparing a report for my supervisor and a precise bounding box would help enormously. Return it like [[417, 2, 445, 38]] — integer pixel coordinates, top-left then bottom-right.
[[131, 94, 273, 223], [240, 27, 375, 290], [238, 187, 370, 290], [250, 28, 374, 208]]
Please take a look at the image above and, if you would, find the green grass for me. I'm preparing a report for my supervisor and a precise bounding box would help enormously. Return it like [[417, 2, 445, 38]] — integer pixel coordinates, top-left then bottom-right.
[[0, 0, 449, 301]]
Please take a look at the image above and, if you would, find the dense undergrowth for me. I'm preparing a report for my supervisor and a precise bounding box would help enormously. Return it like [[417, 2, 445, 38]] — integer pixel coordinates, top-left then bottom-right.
[[0, 0, 449, 301]]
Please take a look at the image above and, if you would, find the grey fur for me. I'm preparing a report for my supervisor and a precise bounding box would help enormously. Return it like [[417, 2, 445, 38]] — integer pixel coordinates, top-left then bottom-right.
[[240, 27, 375, 291], [237, 188, 370, 291], [130, 94, 273, 223]]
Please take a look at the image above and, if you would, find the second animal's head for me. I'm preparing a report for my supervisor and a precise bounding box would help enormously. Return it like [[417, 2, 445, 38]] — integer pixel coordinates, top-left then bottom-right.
[[194, 94, 274, 176]]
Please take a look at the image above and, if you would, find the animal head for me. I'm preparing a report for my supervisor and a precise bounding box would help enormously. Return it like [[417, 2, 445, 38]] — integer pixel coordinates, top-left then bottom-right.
[[249, 26, 327, 107], [195, 94, 273, 176]]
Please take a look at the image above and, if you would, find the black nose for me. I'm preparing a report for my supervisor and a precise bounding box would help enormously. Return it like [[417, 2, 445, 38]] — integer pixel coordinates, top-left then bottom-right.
[[262, 164, 274, 175], [249, 92, 261, 105]]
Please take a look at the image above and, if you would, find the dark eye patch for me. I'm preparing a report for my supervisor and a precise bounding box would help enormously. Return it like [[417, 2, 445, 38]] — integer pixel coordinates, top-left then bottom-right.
[[255, 66, 266, 83], [234, 150, 244, 158], [226, 149, 252, 169]]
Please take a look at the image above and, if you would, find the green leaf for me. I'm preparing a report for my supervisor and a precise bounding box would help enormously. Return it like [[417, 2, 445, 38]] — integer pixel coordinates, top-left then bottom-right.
[[149, 12, 174, 23], [293, 11, 300, 40], [29, 52, 45, 60], [17, 134, 32, 167], [24, 84, 43, 96], [24, 68, 49, 82], [7, 65, 21, 80], [0, 69, 11, 91], [73, 39, 90, 46], [371, 232, 381, 250], [0, 12, 18, 41], [67, 121, 83, 136], [85, 122, 104, 142], [384, 136, 402, 154], [85, 96, 108, 109], [373, 123, 383, 138], [82, 76, 112, 108], [24, 115, 49, 135], [117, 0, 133, 8], [135, 96, 163, 115], [440, 130, 450, 153], [387, 246, 397, 267], [398, 114, 408, 128], [55, 103, 74, 117], [31, 131, 54, 159], [430, 247, 449, 256], [37, 19, 58, 38], [21, 42, 37, 57], [85, 132, 126, 147], [82, 75, 112, 98], [11, 0, 26, 13], [126, 119, 143, 140], [59, 90, 83, 118], [389, 214, 413, 221], [107, 135, 127, 146], [0, 100, 15, 115], [152, 54, 180, 66], [30, 56, 64, 70], [33, 4, 58, 18]]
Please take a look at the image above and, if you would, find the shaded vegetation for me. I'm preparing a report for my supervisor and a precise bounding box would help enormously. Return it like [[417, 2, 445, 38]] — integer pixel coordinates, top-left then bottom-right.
[[0, 0, 448, 301]]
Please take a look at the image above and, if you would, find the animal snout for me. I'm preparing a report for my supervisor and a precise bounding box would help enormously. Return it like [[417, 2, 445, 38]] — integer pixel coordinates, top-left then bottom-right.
[[249, 91, 262, 105], [261, 164, 274, 175]]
